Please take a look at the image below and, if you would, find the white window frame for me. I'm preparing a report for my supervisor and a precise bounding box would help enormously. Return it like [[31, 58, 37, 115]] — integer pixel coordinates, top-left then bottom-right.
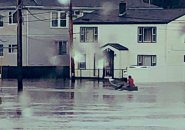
[[138, 27, 156, 43], [137, 55, 157, 66], [8, 11, 17, 24], [80, 27, 98, 43], [9, 44, 17, 53], [50, 11, 68, 28], [58, 41, 68, 55]]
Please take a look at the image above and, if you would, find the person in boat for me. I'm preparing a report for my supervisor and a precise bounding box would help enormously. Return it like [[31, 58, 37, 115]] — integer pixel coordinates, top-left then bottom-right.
[[116, 75, 135, 89], [127, 75, 135, 88]]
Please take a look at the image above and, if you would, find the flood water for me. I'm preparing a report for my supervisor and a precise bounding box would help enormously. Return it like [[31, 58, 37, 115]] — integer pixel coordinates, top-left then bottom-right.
[[0, 79, 185, 130]]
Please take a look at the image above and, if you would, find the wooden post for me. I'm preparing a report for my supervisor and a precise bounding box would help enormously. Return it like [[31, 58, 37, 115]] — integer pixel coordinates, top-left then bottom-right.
[[69, 0, 75, 82], [17, 0, 23, 93]]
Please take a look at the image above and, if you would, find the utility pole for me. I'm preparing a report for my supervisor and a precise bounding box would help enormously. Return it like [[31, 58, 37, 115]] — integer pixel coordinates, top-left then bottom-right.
[[69, 0, 75, 82], [17, 0, 23, 93]]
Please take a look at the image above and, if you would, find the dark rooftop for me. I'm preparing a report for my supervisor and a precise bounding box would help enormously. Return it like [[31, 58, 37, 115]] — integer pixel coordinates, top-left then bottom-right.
[[101, 43, 129, 51], [0, 0, 158, 8], [74, 8, 185, 24], [0, 0, 37, 6]]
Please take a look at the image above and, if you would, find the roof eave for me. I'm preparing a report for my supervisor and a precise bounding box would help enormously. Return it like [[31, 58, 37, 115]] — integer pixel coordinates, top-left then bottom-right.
[[74, 21, 169, 24]]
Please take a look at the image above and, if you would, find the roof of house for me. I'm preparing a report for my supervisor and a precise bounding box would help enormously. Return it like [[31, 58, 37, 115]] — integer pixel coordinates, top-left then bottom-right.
[[101, 43, 129, 51], [0, 0, 158, 8], [0, 0, 37, 6], [74, 8, 185, 24], [37, 0, 159, 8]]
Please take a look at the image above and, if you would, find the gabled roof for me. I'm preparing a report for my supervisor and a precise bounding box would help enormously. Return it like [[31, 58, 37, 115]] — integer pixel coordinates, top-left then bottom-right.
[[101, 43, 128, 51], [0, 0, 159, 8], [74, 0, 158, 8], [74, 8, 185, 24]]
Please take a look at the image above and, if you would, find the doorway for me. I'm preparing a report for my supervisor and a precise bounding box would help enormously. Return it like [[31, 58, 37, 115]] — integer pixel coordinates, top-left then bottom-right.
[[103, 48, 114, 78]]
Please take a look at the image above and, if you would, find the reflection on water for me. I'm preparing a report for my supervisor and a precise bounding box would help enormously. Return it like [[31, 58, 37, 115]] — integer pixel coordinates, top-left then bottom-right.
[[0, 79, 185, 129]]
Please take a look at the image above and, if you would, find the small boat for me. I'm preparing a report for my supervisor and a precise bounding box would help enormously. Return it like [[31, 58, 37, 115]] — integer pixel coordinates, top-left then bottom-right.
[[120, 86, 138, 91], [108, 78, 138, 91]]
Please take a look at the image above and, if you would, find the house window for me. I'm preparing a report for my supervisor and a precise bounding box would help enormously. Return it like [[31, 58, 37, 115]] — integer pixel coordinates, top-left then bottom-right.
[[0, 44, 3, 56], [0, 15, 3, 27], [78, 54, 86, 69], [80, 27, 98, 42], [9, 44, 17, 53], [137, 55, 156, 66], [51, 12, 67, 27], [138, 27, 156, 43], [9, 12, 17, 24], [58, 41, 67, 55]]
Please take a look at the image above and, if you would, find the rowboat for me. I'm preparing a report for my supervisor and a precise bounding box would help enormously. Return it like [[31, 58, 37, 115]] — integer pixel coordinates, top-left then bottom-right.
[[108, 78, 138, 91]]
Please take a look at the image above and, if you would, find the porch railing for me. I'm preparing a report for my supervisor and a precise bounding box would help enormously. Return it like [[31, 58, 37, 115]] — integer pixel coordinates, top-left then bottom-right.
[[75, 68, 127, 80]]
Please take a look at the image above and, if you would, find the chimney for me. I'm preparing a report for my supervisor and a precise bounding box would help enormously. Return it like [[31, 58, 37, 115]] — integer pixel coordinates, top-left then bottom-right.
[[119, 1, 126, 16]]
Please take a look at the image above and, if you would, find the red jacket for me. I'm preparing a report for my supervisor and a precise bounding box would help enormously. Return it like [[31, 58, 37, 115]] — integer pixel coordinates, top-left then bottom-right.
[[128, 78, 135, 87]]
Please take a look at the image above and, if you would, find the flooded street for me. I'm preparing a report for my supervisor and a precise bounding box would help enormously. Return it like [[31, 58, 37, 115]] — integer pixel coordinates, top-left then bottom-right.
[[0, 79, 185, 130]]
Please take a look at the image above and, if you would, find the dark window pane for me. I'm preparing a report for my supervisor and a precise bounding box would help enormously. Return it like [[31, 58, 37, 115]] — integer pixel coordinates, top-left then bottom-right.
[[79, 62, 86, 69], [0, 16, 3, 27], [60, 20, 66, 27], [60, 13, 66, 19], [0, 45, 3, 56], [138, 35, 142, 42], [9, 12, 12, 23], [52, 20, 58, 27], [9, 45, 11, 53], [13, 12, 17, 23], [59, 41, 67, 55]]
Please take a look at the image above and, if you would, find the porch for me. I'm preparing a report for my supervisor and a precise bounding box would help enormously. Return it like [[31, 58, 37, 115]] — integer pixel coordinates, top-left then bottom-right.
[[75, 68, 127, 80]]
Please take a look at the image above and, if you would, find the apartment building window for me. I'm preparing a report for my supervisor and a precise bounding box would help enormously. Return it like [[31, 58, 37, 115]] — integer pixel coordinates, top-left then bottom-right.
[[51, 12, 67, 28], [0, 15, 3, 27], [80, 27, 98, 42], [9, 44, 17, 53], [137, 55, 156, 66], [78, 54, 86, 69], [0, 44, 3, 56], [9, 12, 17, 24], [58, 41, 67, 55], [138, 27, 156, 43]]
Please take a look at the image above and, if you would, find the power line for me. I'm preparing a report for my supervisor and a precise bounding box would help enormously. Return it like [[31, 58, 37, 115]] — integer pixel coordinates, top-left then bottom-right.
[[0, 10, 51, 19], [26, 8, 51, 22]]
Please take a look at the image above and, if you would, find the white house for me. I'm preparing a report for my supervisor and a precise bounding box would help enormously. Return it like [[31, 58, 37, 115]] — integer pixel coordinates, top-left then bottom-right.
[[73, 1, 185, 83]]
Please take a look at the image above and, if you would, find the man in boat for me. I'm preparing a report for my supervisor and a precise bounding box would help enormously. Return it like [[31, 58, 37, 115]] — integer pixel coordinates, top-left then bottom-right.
[[116, 75, 135, 90], [127, 75, 135, 88]]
